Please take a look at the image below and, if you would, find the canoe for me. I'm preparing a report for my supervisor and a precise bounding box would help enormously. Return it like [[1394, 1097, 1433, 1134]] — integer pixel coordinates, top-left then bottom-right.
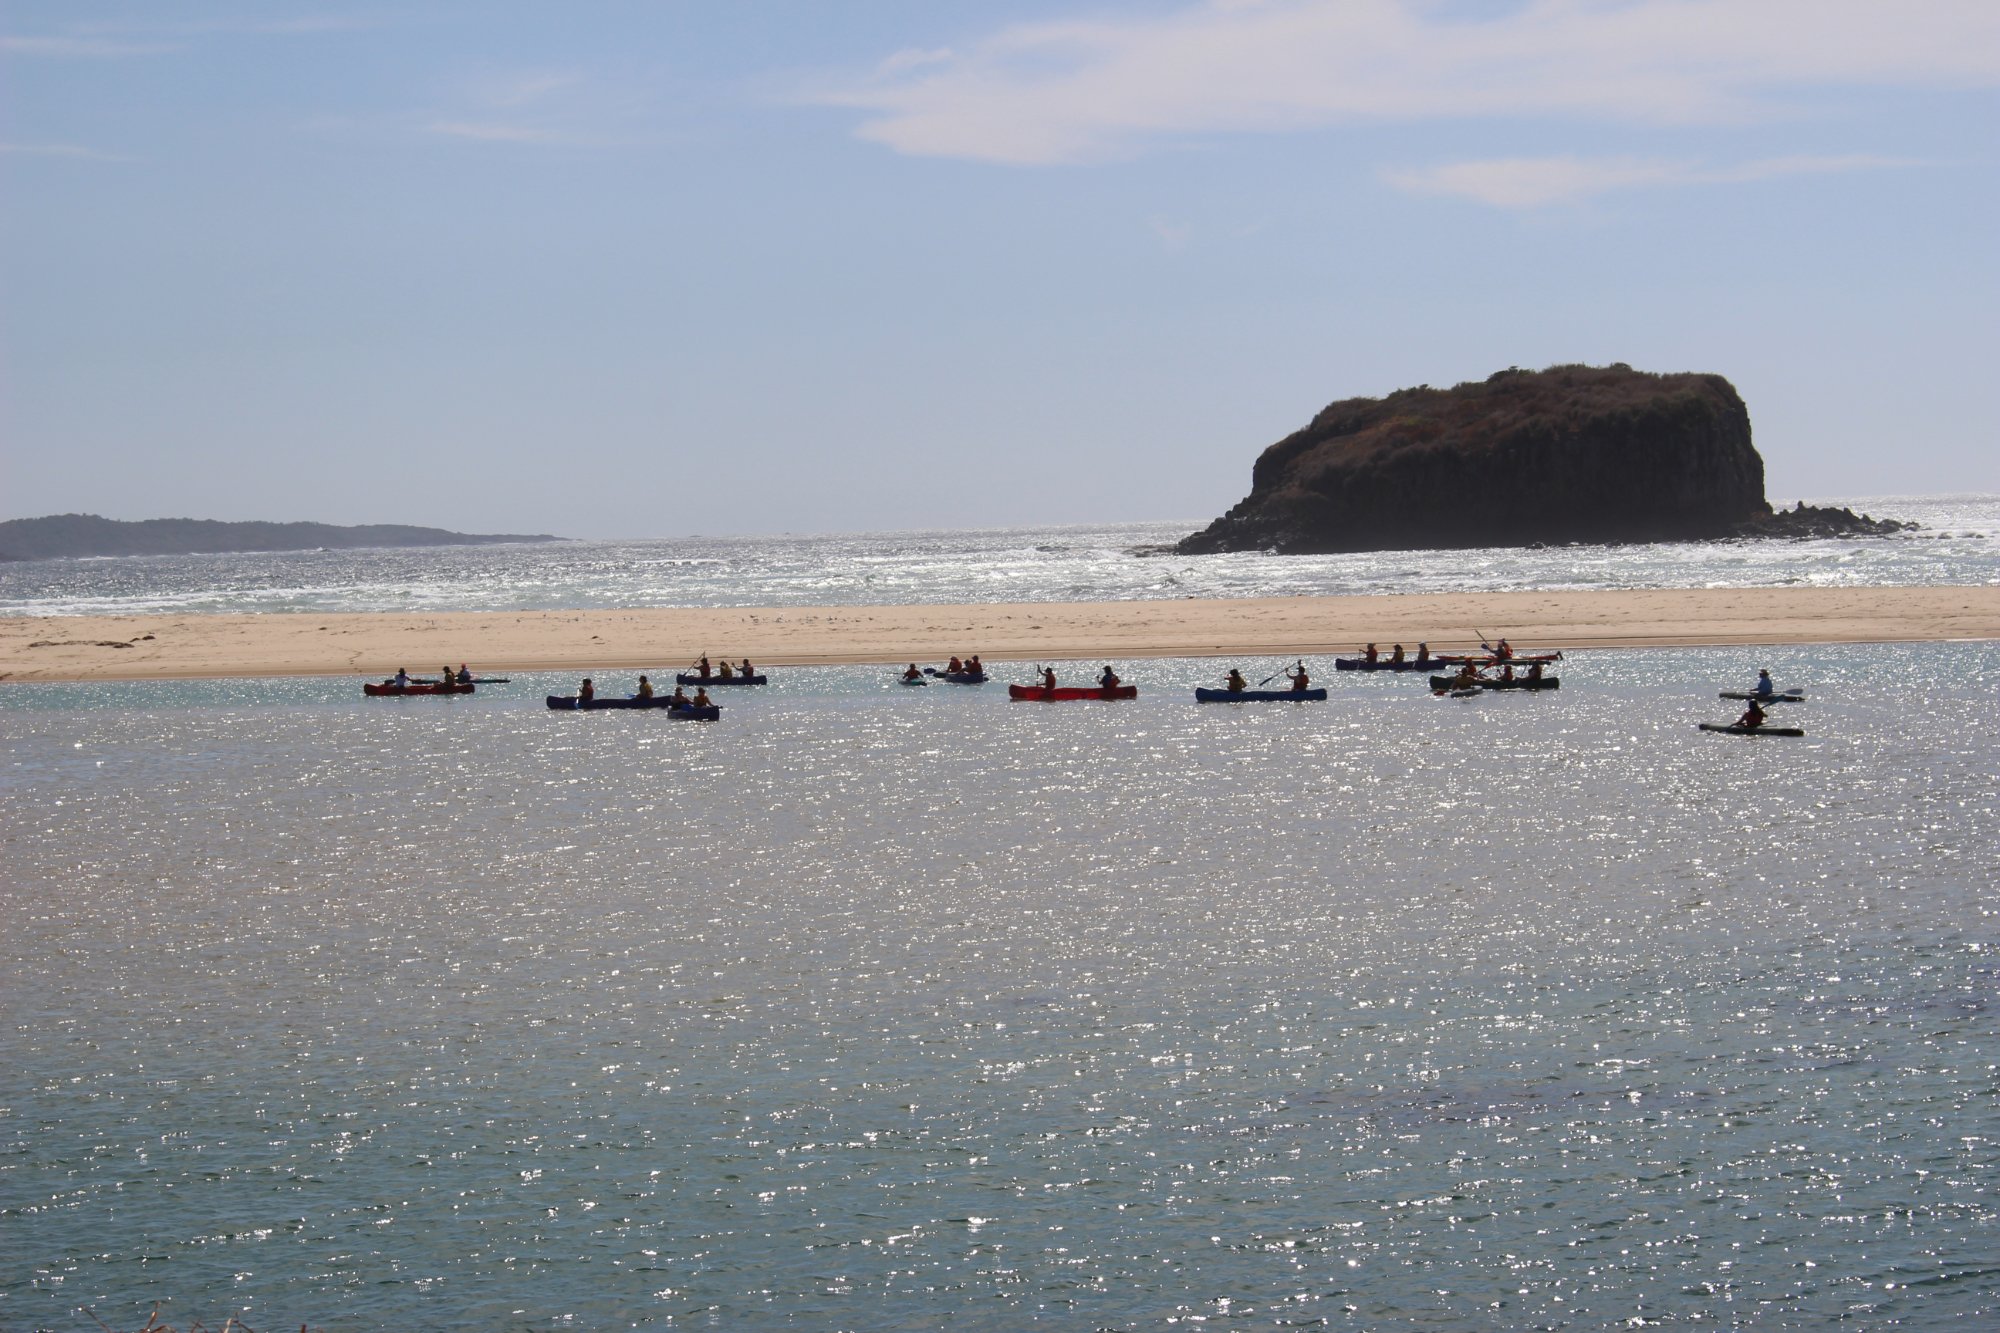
[[419, 677, 510, 685], [364, 681, 474, 696], [942, 672, 989, 684], [1194, 687, 1328, 702], [1333, 658, 1435, 672], [1432, 651, 1562, 666], [546, 695, 719, 719], [1720, 691, 1804, 703], [675, 673, 766, 686], [1699, 722, 1804, 736], [1008, 683, 1138, 701], [1428, 675, 1560, 691]]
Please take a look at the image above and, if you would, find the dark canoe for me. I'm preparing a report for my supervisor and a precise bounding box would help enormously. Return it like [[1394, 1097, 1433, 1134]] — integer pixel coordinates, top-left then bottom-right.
[[675, 673, 766, 686], [1699, 722, 1804, 737], [942, 672, 989, 684], [364, 681, 474, 696], [1431, 651, 1562, 666], [547, 695, 719, 718], [1429, 675, 1560, 691], [1194, 687, 1328, 702], [1008, 683, 1138, 701], [1720, 691, 1804, 703], [1333, 658, 1434, 672]]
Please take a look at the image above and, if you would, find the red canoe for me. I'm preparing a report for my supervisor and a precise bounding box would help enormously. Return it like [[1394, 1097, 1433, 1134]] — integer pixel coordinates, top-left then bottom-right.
[[1008, 683, 1138, 701], [363, 681, 475, 696]]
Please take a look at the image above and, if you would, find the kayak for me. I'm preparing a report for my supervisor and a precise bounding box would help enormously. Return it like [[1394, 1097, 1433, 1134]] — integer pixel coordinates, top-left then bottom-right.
[[1194, 687, 1328, 702], [941, 672, 988, 684], [547, 695, 719, 719], [1720, 691, 1804, 703], [675, 673, 766, 686], [1008, 683, 1138, 701], [1699, 722, 1804, 736], [1428, 675, 1560, 691], [364, 681, 474, 696], [1333, 658, 1434, 672], [899, 676, 929, 686]]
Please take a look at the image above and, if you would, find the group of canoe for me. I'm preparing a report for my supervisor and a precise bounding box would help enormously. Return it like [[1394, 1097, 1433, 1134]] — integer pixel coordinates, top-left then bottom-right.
[[1701, 669, 1808, 736], [363, 664, 508, 696], [901, 655, 990, 685]]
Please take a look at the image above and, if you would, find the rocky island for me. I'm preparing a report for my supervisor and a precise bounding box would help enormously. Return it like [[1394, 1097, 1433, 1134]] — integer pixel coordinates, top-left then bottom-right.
[[1177, 364, 1905, 555], [0, 514, 561, 562]]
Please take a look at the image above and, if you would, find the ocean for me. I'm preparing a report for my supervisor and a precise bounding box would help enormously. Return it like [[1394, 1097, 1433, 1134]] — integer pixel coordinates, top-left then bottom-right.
[[3, 497, 1997, 1331]]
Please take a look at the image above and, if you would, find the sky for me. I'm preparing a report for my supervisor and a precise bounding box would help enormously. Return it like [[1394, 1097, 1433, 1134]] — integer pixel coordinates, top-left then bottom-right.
[[3, 0, 1996, 539]]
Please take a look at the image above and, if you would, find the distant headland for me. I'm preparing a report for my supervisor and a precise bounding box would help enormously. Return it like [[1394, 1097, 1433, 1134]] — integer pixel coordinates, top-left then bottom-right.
[[0, 514, 562, 562], [1177, 364, 1907, 555]]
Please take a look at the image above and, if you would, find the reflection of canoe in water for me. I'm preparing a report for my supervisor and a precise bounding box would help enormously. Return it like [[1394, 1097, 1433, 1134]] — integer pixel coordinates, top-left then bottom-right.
[[1429, 675, 1559, 691], [1194, 687, 1328, 702], [546, 695, 718, 718], [675, 673, 765, 686], [1720, 691, 1804, 703], [1699, 722, 1804, 736], [1008, 683, 1138, 701], [364, 681, 474, 696], [1333, 658, 1433, 672]]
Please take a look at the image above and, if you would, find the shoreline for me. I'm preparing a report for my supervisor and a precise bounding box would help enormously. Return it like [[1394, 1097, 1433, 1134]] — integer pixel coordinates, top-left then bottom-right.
[[2, 586, 1996, 683]]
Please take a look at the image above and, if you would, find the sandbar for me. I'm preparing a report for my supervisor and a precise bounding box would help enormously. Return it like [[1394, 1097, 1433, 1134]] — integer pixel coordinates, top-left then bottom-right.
[[1, 586, 1994, 684]]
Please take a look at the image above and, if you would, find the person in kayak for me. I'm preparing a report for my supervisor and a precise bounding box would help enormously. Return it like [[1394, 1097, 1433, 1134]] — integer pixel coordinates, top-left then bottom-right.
[[1363, 642, 1379, 664], [965, 655, 983, 677], [1495, 638, 1513, 660], [1098, 666, 1121, 689], [392, 668, 410, 688], [1224, 668, 1248, 693], [579, 678, 595, 703], [636, 675, 654, 699], [1736, 698, 1767, 730], [1753, 669, 1776, 699], [904, 663, 924, 681], [1286, 662, 1311, 691], [1389, 644, 1406, 665]]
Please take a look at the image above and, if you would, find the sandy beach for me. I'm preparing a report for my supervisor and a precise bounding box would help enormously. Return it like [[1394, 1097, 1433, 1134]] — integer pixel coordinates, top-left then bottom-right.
[[1, 585, 1994, 683]]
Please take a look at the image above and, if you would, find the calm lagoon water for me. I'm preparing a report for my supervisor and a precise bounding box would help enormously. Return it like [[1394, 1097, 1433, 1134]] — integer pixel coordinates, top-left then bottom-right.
[[4, 645, 1996, 1329]]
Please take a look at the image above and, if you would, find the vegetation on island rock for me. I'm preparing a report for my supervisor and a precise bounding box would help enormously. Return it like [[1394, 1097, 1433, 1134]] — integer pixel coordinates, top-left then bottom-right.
[[1176, 364, 1906, 555]]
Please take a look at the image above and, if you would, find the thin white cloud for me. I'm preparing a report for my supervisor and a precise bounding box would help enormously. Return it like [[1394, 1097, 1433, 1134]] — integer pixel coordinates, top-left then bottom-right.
[[1388, 151, 1919, 207], [0, 141, 130, 161], [0, 33, 176, 57], [819, 0, 2000, 165], [425, 121, 569, 145]]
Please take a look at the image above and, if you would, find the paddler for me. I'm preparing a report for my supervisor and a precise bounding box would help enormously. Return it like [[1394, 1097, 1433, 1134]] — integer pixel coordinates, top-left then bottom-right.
[[392, 667, 410, 688], [718, 660, 734, 679], [1526, 662, 1544, 681], [904, 663, 924, 681], [1753, 668, 1776, 699], [1500, 662, 1515, 683], [670, 685, 690, 706], [948, 656, 963, 674], [739, 657, 754, 678], [966, 655, 983, 677], [1452, 662, 1482, 688], [1415, 642, 1431, 667], [1736, 698, 1768, 730], [579, 678, 595, 703], [1389, 644, 1405, 665], [1495, 638, 1513, 661], [1098, 665, 1121, 689], [1041, 666, 1058, 691], [1363, 642, 1379, 664], [635, 674, 654, 699], [1286, 661, 1311, 692], [696, 655, 711, 679], [1224, 667, 1248, 692], [691, 687, 713, 709], [440, 666, 454, 688], [456, 664, 472, 684]]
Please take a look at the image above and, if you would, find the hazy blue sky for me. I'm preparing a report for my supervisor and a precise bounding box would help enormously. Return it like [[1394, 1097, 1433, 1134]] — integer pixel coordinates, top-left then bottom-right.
[[5, 1, 1996, 537]]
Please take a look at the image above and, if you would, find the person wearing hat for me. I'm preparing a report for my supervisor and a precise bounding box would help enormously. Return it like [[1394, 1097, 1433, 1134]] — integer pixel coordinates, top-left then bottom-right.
[[1753, 669, 1776, 700]]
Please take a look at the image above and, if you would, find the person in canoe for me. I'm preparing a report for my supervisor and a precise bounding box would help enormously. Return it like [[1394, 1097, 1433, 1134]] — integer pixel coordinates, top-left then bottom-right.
[[1389, 644, 1406, 665], [1363, 642, 1379, 664], [739, 657, 755, 678], [947, 655, 963, 674], [456, 664, 473, 684], [635, 675, 654, 699], [691, 687, 713, 709], [1735, 698, 1768, 730], [695, 655, 712, 680], [1499, 661, 1516, 683], [1451, 662, 1483, 688], [1753, 668, 1776, 699], [1098, 665, 1121, 689], [1495, 638, 1513, 661], [670, 684, 691, 706], [966, 655, 983, 676], [1415, 642, 1431, 667], [904, 663, 924, 682], [1040, 666, 1058, 691], [718, 660, 735, 679], [440, 666, 454, 688], [1224, 667, 1248, 693], [1525, 662, 1544, 681], [392, 667, 411, 688], [1286, 661, 1311, 692], [579, 678, 595, 703]]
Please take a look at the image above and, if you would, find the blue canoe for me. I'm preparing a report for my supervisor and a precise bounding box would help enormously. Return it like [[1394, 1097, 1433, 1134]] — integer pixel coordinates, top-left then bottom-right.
[[1194, 687, 1328, 702], [547, 695, 720, 719]]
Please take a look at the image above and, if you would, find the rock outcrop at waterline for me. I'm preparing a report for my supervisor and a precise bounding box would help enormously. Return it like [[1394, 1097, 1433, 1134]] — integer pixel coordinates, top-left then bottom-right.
[[1175, 364, 1904, 555]]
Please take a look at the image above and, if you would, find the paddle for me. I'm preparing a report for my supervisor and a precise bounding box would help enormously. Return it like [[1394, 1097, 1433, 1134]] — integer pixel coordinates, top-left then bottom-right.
[[1256, 660, 1300, 688]]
